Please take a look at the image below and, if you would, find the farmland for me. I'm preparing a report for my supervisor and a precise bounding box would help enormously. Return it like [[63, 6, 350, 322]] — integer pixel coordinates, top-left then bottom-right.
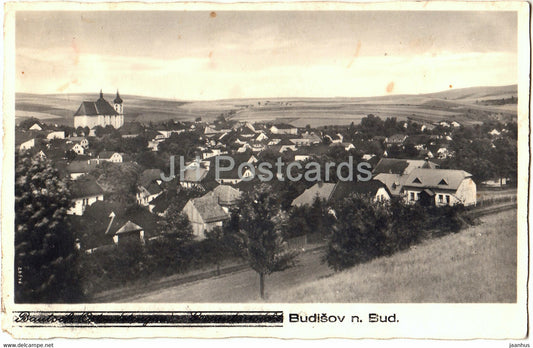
[[15, 84, 517, 127]]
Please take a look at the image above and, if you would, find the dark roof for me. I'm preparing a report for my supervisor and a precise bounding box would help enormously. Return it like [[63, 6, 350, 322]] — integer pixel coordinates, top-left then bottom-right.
[[140, 169, 162, 187], [373, 158, 410, 175], [373, 158, 439, 175], [330, 180, 390, 201], [74, 93, 118, 117], [66, 160, 98, 174], [70, 175, 104, 198], [145, 181, 163, 195], [273, 124, 296, 129]]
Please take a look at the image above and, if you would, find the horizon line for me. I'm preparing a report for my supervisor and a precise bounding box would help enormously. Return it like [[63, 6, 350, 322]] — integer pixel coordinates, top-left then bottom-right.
[[15, 83, 518, 102]]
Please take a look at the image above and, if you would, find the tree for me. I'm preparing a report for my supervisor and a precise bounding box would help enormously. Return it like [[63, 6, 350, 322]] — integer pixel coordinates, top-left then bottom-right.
[[15, 154, 82, 302], [325, 194, 391, 271], [238, 185, 298, 299]]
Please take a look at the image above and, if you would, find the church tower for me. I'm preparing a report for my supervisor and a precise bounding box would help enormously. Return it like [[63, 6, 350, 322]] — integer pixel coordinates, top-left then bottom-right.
[[113, 90, 123, 115]]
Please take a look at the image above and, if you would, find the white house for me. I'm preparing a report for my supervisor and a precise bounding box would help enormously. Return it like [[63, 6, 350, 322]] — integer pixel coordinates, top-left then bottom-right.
[[291, 180, 391, 207], [19, 138, 35, 152], [67, 176, 104, 216], [402, 168, 476, 206], [71, 143, 85, 155], [270, 124, 298, 135], [98, 151, 123, 163], [46, 131, 65, 140], [29, 123, 42, 131]]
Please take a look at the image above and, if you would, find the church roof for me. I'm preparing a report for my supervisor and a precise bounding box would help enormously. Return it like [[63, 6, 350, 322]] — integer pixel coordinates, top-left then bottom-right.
[[74, 92, 119, 117]]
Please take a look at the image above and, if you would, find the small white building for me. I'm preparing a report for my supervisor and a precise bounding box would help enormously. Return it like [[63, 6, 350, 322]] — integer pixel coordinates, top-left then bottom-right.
[[46, 131, 65, 140], [29, 123, 42, 131], [71, 143, 85, 155], [270, 124, 298, 135], [67, 176, 104, 216]]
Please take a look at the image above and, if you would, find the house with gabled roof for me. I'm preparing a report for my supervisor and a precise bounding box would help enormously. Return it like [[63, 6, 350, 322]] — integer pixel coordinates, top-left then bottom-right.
[[136, 169, 164, 207], [112, 221, 145, 245], [212, 185, 242, 207], [372, 158, 440, 197], [98, 151, 123, 163], [46, 131, 65, 140], [402, 168, 476, 206], [66, 160, 99, 180], [385, 134, 408, 147], [29, 123, 43, 131], [270, 124, 298, 135], [67, 175, 104, 216], [182, 192, 231, 239], [291, 180, 391, 207]]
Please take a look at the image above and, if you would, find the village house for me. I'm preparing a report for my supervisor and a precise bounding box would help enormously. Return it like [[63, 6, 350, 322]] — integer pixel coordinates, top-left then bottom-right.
[[66, 160, 99, 180], [29, 123, 43, 131], [402, 168, 476, 206], [98, 151, 123, 163], [182, 192, 231, 239], [46, 131, 65, 140], [111, 221, 145, 245], [180, 162, 210, 190], [211, 185, 241, 209], [373, 158, 440, 197], [68, 137, 89, 148], [136, 169, 164, 208], [270, 124, 298, 135], [70, 143, 85, 155], [74, 90, 124, 129], [291, 180, 391, 207], [18, 138, 35, 152], [384, 134, 408, 147], [67, 175, 104, 216]]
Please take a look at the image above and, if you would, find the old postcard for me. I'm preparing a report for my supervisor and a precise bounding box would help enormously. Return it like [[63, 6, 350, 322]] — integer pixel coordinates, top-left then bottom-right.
[[1, 0, 530, 341]]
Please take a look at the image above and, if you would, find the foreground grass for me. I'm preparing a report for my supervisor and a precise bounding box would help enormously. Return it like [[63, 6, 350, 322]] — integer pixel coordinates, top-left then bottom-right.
[[271, 209, 517, 303]]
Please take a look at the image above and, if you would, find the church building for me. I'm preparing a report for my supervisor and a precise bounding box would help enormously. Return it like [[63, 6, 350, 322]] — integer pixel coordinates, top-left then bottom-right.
[[74, 90, 124, 129]]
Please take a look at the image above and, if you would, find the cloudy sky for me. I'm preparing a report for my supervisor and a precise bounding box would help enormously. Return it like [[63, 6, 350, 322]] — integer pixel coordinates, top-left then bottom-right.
[[16, 11, 517, 100]]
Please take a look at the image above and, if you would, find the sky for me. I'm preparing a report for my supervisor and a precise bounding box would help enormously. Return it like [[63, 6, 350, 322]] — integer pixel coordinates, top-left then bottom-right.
[[15, 11, 518, 100]]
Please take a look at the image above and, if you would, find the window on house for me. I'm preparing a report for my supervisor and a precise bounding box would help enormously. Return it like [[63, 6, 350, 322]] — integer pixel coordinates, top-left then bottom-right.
[[446, 195, 450, 204], [412, 178, 422, 184], [410, 192, 415, 201], [438, 194, 444, 202], [438, 179, 448, 185]]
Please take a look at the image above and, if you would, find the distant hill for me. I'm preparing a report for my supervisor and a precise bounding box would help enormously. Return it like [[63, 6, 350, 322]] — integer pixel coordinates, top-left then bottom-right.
[[15, 85, 517, 127]]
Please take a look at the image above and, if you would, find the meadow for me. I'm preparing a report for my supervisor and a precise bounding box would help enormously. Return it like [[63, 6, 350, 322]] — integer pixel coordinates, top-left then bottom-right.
[[270, 209, 517, 303]]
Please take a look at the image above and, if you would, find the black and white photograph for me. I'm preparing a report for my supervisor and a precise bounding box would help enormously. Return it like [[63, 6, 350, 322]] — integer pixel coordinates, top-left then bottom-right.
[[2, 1, 530, 342]]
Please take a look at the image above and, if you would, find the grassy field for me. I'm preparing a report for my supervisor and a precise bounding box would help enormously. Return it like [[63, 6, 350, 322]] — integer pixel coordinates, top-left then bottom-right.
[[270, 209, 517, 303], [120, 209, 517, 303], [15, 84, 517, 127]]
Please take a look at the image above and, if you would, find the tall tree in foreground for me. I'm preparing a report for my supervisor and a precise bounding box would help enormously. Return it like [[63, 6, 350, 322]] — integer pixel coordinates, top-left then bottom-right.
[[15, 155, 82, 302], [238, 185, 298, 299]]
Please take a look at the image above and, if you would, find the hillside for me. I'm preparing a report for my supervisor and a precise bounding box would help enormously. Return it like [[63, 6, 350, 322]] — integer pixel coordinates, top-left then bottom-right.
[[15, 84, 517, 127], [269, 209, 516, 303]]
